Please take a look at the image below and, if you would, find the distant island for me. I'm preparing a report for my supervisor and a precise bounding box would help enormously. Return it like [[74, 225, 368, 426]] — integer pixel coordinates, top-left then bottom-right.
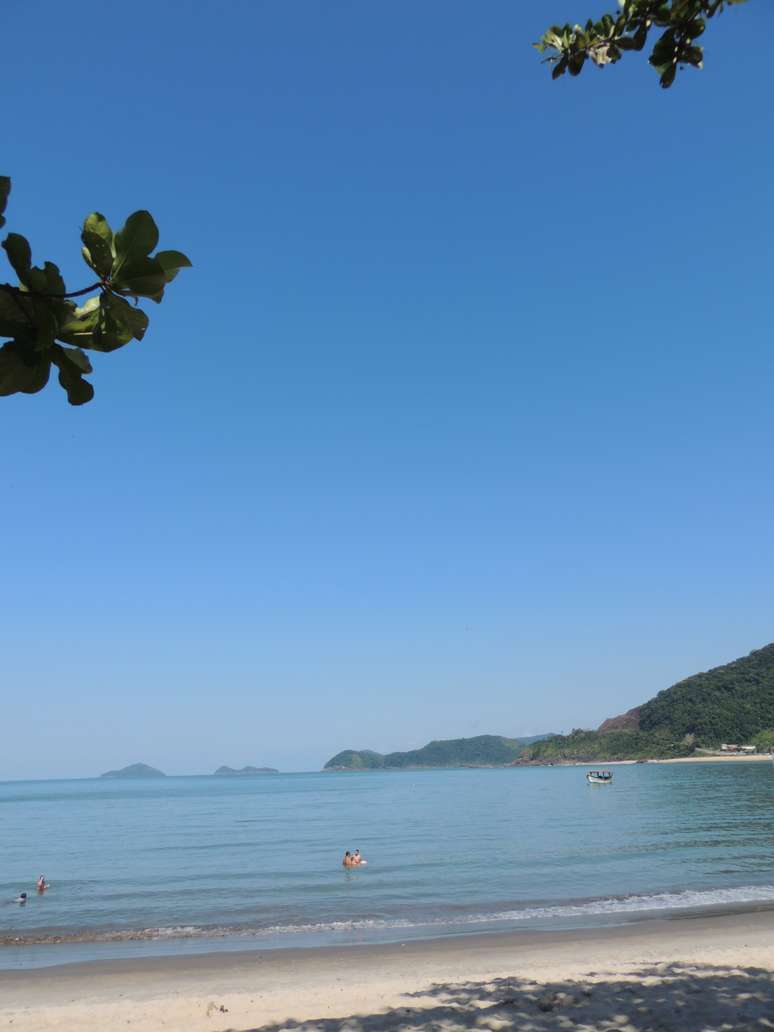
[[213, 765, 279, 776], [100, 763, 166, 779], [324, 734, 554, 771]]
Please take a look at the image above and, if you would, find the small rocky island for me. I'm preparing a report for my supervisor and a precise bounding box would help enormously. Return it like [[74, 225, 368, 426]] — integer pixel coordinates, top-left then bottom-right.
[[100, 763, 166, 779], [214, 765, 279, 776]]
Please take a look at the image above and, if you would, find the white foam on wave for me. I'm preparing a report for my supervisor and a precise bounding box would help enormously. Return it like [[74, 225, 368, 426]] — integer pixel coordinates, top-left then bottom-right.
[[489, 884, 774, 923], [6, 884, 774, 947], [249, 884, 774, 937]]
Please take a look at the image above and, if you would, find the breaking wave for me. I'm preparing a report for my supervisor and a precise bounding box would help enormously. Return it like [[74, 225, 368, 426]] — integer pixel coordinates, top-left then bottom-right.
[[4, 883, 774, 947]]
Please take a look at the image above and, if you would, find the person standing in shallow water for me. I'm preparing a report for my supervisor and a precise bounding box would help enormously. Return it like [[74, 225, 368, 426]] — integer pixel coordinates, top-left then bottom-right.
[[342, 851, 354, 868], [36, 875, 48, 893]]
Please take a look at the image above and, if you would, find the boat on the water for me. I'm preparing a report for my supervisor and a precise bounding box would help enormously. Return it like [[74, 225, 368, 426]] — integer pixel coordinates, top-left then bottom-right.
[[586, 769, 613, 784]]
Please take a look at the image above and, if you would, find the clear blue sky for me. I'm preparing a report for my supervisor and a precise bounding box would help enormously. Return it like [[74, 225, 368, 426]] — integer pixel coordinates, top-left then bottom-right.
[[2, 0, 772, 778]]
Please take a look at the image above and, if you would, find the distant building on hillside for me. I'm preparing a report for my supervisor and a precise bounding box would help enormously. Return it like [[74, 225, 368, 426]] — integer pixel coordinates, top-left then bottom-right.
[[720, 743, 756, 754]]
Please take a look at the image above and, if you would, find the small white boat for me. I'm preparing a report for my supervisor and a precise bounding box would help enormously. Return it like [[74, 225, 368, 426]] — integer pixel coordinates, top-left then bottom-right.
[[586, 769, 613, 784]]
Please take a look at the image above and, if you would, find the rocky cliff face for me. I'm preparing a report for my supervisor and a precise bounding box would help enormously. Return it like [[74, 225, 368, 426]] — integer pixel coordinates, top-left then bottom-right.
[[598, 706, 641, 733]]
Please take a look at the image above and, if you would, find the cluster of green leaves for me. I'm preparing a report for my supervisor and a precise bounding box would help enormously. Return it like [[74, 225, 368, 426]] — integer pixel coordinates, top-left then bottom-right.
[[535, 1, 748, 88], [0, 176, 190, 405], [524, 727, 694, 761]]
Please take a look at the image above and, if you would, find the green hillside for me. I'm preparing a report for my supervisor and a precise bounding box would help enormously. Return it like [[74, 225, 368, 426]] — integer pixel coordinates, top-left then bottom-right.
[[638, 643, 774, 744], [324, 749, 385, 770], [325, 645, 774, 768], [324, 734, 551, 770], [525, 643, 774, 762], [526, 728, 693, 762]]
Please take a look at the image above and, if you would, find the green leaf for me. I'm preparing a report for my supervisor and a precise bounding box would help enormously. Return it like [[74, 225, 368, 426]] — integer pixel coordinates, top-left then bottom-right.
[[651, 29, 678, 69], [83, 212, 113, 247], [51, 345, 94, 406], [155, 249, 192, 284], [34, 261, 66, 296], [660, 63, 677, 88], [27, 267, 48, 294], [26, 296, 59, 349], [2, 233, 32, 285], [0, 176, 9, 230], [59, 346, 92, 374], [56, 296, 100, 348], [103, 292, 149, 341], [23, 262, 68, 298], [631, 23, 648, 50], [77, 291, 149, 352], [82, 213, 114, 278], [568, 51, 586, 76], [0, 340, 51, 396], [111, 256, 166, 302], [82, 231, 114, 279], [0, 286, 32, 336], [113, 211, 159, 277]]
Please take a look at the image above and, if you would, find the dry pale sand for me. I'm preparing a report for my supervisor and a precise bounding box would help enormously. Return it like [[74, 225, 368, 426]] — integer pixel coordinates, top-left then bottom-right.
[[557, 755, 771, 767], [655, 754, 772, 763], [2, 908, 774, 1031]]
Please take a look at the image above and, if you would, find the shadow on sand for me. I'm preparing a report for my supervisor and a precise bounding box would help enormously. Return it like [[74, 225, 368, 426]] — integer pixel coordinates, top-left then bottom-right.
[[237, 962, 774, 1031]]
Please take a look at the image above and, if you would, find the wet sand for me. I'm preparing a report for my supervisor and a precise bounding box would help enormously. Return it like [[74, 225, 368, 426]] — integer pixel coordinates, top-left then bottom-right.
[[2, 908, 774, 1031]]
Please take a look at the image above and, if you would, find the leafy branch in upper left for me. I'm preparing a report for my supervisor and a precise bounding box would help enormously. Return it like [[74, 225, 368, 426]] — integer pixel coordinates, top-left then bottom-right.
[[0, 175, 191, 405]]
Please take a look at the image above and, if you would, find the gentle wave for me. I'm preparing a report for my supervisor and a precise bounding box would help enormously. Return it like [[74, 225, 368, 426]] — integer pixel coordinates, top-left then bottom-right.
[[4, 884, 774, 947]]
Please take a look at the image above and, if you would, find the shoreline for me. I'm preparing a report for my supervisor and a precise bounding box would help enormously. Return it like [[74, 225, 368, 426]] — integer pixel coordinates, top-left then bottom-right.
[[329, 754, 774, 770], [7, 883, 774, 953], [652, 752, 772, 763], [2, 755, 770, 786], [535, 754, 773, 766], [3, 907, 774, 1031]]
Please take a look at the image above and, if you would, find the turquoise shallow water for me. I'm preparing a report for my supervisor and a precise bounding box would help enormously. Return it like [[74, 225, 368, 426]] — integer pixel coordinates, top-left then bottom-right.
[[2, 763, 774, 968]]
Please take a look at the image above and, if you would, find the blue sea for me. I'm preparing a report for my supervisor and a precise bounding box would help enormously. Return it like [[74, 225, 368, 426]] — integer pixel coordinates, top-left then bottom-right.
[[3, 763, 774, 969]]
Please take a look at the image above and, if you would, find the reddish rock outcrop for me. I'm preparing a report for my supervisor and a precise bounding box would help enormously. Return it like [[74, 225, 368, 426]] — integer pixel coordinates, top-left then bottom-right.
[[598, 706, 641, 733]]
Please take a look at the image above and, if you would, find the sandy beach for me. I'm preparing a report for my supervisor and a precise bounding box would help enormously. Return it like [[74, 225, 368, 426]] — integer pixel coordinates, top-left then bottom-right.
[[655, 753, 773, 763], [2, 908, 774, 1031], [563, 754, 773, 765]]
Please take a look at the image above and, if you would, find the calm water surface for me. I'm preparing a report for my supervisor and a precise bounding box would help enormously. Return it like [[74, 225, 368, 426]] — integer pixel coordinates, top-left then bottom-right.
[[2, 763, 774, 967]]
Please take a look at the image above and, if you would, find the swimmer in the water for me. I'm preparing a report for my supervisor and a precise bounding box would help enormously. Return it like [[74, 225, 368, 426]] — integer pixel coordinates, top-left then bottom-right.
[[15, 892, 27, 904], [342, 851, 354, 868], [36, 875, 48, 893]]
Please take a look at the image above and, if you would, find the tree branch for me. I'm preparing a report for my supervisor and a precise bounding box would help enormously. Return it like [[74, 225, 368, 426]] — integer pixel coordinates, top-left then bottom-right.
[[0, 281, 103, 301]]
